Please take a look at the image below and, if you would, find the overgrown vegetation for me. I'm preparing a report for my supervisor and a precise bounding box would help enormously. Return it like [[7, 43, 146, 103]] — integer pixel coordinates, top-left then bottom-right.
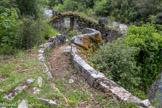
[[0, 0, 57, 54], [0, 49, 60, 108], [89, 24, 162, 97]]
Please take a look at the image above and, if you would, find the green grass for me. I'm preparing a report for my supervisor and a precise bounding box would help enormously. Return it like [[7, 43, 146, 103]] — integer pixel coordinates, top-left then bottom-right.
[[50, 62, 140, 108], [0, 47, 140, 108], [0, 48, 58, 108]]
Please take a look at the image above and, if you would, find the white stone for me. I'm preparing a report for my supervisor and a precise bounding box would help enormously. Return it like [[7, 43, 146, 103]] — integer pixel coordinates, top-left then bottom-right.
[[38, 76, 43, 87], [38, 56, 45, 62], [18, 100, 28, 108], [37, 98, 57, 106], [63, 46, 71, 54], [142, 99, 151, 106], [33, 87, 40, 94], [119, 24, 128, 33], [69, 79, 74, 84], [38, 48, 45, 54], [26, 78, 35, 84]]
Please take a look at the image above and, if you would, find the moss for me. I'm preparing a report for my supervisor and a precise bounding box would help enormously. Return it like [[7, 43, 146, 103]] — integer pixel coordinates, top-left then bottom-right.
[[75, 33, 103, 59]]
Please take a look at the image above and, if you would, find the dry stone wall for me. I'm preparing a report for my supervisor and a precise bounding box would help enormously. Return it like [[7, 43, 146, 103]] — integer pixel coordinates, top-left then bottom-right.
[[70, 28, 154, 108], [37, 28, 154, 108]]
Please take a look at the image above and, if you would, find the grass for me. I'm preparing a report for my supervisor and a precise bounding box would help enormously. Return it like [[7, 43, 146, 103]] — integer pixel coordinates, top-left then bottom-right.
[[0, 46, 140, 108], [0, 48, 59, 108], [52, 71, 140, 108]]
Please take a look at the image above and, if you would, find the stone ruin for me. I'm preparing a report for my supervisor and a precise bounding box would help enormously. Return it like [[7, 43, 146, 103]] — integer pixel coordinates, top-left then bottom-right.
[[37, 27, 155, 108], [49, 12, 122, 43]]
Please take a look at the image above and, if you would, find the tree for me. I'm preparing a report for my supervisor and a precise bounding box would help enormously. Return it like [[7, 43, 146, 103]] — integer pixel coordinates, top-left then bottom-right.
[[15, 0, 41, 18]]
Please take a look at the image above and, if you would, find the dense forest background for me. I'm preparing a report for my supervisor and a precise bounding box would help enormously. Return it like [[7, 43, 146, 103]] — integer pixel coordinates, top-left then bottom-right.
[[50, 0, 162, 24]]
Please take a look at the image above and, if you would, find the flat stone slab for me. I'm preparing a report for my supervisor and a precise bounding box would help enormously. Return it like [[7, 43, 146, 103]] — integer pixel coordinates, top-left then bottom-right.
[[63, 46, 71, 54], [37, 98, 57, 106], [18, 100, 28, 108], [3, 78, 35, 100]]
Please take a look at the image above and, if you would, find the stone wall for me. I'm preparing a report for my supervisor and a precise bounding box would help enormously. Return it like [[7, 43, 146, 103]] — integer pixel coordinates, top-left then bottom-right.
[[70, 28, 154, 108], [49, 12, 122, 43], [38, 28, 155, 107]]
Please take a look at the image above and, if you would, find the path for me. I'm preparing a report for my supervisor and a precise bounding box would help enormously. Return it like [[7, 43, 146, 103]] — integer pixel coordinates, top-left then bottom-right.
[[47, 44, 130, 108]]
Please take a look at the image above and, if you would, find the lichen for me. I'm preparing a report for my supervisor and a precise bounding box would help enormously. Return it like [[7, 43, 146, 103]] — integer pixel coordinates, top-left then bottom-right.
[[75, 33, 103, 59]]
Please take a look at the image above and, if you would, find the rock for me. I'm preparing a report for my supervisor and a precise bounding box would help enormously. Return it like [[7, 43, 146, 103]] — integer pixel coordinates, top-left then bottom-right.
[[119, 24, 128, 33], [148, 72, 162, 107], [63, 46, 71, 54], [18, 100, 28, 108], [37, 98, 57, 106], [53, 34, 66, 46], [98, 17, 108, 25], [141, 99, 151, 106], [27, 78, 35, 84], [38, 56, 45, 62], [38, 77, 43, 87], [48, 37, 55, 42], [71, 28, 102, 50], [33, 87, 40, 94], [69, 79, 74, 84]]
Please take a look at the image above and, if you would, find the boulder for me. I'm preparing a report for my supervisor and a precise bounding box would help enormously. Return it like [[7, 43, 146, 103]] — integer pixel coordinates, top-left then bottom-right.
[[148, 72, 162, 107], [98, 17, 108, 26]]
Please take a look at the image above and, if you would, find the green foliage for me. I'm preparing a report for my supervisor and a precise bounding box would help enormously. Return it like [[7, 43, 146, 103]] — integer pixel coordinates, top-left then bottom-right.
[[124, 24, 162, 91], [89, 39, 141, 90], [0, 0, 16, 12], [54, 0, 98, 14], [15, 17, 52, 49], [0, 8, 18, 54], [15, 0, 43, 18], [89, 24, 162, 95], [93, 0, 162, 24], [94, 0, 110, 16], [40, 20, 58, 40]]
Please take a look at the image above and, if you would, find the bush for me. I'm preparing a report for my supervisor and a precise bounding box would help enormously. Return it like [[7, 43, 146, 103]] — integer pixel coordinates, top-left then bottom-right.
[[124, 24, 162, 91], [94, 0, 110, 16], [89, 23, 162, 94], [0, 8, 18, 54], [15, 17, 51, 49], [89, 39, 141, 90], [40, 20, 58, 40]]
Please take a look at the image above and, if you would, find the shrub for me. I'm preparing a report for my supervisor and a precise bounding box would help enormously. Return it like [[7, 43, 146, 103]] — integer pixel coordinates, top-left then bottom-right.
[[124, 24, 162, 91], [89, 39, 141, 90], [89, 24, 162, 94], [40, 20, 58, 40], [15, 17, 45, 49], [0, 8, 18, 54], [93, 0, 110, 16]]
